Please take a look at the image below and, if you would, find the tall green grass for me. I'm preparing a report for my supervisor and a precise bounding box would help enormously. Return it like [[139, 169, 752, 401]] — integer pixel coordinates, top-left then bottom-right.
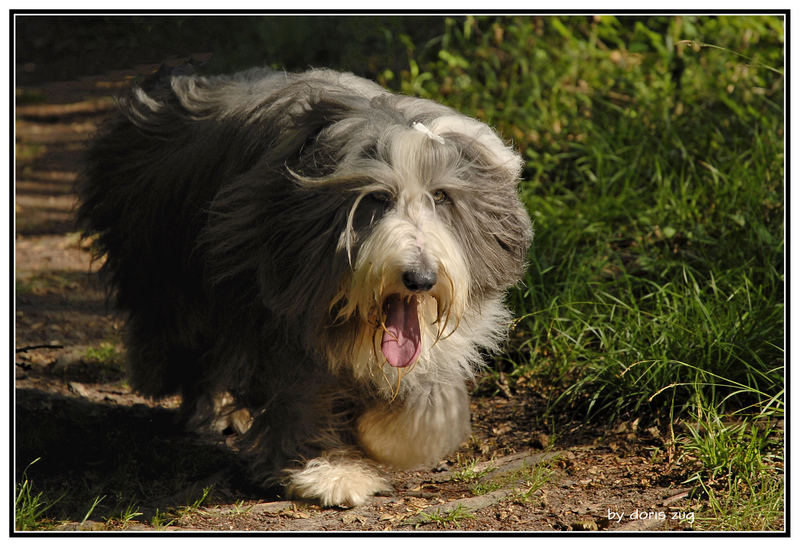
[[15, 459, 61, 531]]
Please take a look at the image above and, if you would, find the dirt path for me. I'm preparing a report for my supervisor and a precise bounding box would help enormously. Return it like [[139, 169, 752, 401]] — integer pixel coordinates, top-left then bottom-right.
[[14, 71, 698, 532]]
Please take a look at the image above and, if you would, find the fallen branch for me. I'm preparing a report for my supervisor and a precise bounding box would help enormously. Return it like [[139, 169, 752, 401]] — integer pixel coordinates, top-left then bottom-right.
[[15, 344, 64, 353]]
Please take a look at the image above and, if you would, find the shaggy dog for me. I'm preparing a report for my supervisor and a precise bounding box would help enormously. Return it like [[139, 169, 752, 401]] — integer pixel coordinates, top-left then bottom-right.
[[78, 67, 532, 507]]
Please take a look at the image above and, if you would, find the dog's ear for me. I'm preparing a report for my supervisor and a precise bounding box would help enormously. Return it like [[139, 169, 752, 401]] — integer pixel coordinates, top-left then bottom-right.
[[429, 116, 523, 182], [266, 89, 369, 175], [429, 123, 531, 291]]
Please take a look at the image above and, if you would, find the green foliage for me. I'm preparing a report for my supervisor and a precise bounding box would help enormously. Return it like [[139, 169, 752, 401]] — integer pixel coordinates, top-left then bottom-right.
[[693, 473, 784, 531], [684, 407, 784, 531], [508, 461, 555, 503], [452, 455, 557, 498], [83, 342, 120, 365], [105, 501, 144, 528], [150, 508, 174, 530], [15, 459, 61, 531], [450, 455, 496, 484], [418, 504, 477, 528], [178, 485, 213, 516], [81, 495, 105, 525], [682, 410, 781, 484]]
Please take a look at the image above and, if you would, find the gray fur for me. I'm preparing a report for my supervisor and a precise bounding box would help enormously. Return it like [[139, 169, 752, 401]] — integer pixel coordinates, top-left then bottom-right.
[[78, 67, 532, 503]]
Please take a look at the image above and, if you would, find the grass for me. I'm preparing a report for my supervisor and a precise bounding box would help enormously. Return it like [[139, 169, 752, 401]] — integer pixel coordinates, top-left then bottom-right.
[[508, 461, 556, 504], [80, 495, 105, 525], [16, 272, 80, 295], [177, 485, 213, 518], [677, 406, 784, 529], [418, 504, 477, 528], [82, 342, 123, 370], [450, 455, 497, 485], [15, 459, 61, 531], [146, 485, 213, 530], [150, 508, 174, 530], [681, 411, 781, 483], [419, 456, 555, 528], [13, 414, 224, 531], [227, 500, 253, 517], [451, 455, 557, 498], [104, 501, 144, 529], [14, 464, 212, 531], [692, 473, 784, 530]]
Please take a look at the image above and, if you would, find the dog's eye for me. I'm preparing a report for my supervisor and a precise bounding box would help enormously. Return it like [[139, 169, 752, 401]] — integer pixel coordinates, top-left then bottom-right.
[[432, 189, 449, 205]]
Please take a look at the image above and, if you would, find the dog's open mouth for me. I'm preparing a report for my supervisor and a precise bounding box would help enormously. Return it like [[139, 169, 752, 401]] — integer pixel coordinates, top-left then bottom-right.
[[381, 294, 421, 368]]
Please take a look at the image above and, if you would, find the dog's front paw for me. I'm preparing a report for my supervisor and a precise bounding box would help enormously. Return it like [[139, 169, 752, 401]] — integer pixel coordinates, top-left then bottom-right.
[[286, 455, 389, 507]]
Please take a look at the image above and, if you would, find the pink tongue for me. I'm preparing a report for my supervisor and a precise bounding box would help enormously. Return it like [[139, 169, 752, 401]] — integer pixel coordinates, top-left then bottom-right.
[[381, 294, 422, 368]]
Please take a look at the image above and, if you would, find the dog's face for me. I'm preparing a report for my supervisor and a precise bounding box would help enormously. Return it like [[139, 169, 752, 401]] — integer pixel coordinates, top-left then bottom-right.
[[282, 96, 532, 393], [334, 132, 474, 372], [202, 84, 532, 397]]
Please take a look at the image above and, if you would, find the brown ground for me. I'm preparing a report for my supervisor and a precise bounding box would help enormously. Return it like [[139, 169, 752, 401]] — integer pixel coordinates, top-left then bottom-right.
[[14, 69, 700, 533]]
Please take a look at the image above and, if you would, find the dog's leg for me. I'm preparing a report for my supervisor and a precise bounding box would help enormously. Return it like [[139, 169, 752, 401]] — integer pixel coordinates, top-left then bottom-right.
[[237, 376, 390, 507], [356, 380, 471, 469], [285, 449, 389, 507]]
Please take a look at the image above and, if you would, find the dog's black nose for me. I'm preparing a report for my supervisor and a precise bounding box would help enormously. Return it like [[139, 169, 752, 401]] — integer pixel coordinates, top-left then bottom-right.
[[402, 269, 437, 292]]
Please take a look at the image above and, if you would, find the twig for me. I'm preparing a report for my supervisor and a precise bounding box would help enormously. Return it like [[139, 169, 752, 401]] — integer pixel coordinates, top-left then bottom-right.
[[15, 344, 64, 353]]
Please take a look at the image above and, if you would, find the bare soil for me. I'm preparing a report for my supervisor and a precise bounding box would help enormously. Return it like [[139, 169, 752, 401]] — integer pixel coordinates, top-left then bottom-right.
[[14, 70, 700, 533]]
